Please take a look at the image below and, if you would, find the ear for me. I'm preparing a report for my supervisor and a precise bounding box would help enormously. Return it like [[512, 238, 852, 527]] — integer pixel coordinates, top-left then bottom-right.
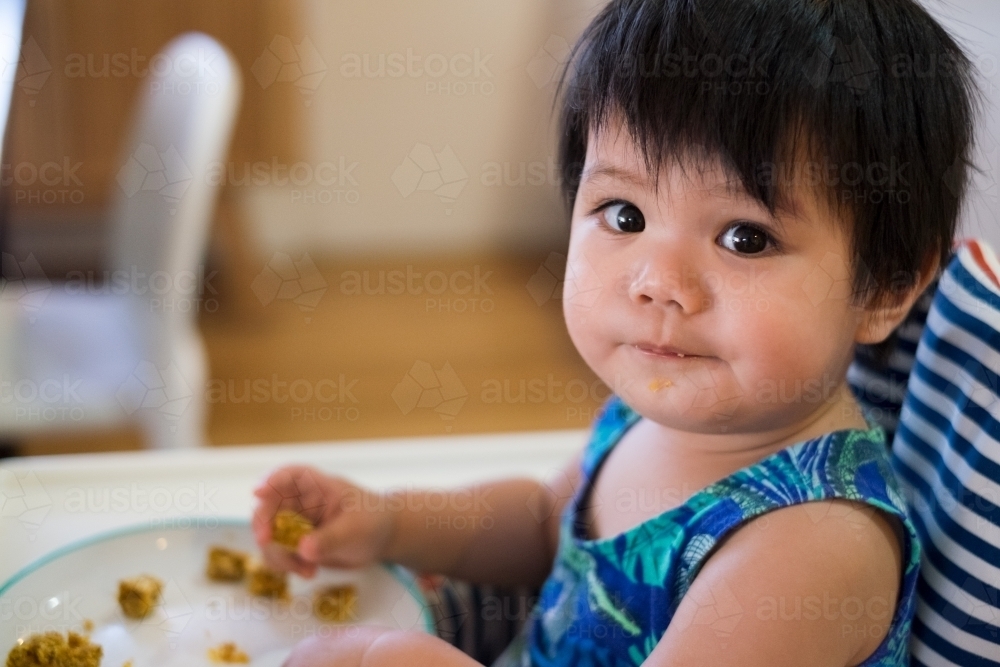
[[854, 252, 941, 345]]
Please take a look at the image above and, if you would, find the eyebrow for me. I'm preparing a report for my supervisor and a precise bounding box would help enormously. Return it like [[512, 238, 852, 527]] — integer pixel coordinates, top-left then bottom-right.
[[580, 162, 647, 188]]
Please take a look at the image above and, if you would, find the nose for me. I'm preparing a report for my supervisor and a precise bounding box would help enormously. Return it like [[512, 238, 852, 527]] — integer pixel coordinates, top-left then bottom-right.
[[625, 257, 710, 313]]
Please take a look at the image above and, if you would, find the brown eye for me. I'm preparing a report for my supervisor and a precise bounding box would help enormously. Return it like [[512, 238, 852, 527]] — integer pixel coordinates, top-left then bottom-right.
[[603, 203, 645, 233], [720, 223, 771, 254]]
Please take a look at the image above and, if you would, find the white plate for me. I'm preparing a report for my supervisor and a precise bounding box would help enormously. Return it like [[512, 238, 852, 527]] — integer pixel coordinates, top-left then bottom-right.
[[0, 520, 434, 666]]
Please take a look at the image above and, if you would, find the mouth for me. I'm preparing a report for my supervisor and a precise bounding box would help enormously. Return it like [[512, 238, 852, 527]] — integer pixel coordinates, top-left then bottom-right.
[[632, 342, 706, 359]]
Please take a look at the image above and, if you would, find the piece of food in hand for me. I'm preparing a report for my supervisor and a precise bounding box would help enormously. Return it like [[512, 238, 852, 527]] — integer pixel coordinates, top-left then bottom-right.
[[313, 583, 358, 622], [117, 575, 163, 619], [245, 558, 288, 598], [207, 642, 250, 664], [206, 546, 248, 582], [5, 631, 102, 667], [272, 509, 314, 549]]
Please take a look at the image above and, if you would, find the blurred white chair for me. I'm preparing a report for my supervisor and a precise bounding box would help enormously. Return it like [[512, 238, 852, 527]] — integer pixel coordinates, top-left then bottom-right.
[[0, 32, 242, 448]]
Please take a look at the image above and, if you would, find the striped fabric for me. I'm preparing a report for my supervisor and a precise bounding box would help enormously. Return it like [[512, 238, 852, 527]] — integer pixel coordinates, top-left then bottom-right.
[[851, 239, 1000, 665]]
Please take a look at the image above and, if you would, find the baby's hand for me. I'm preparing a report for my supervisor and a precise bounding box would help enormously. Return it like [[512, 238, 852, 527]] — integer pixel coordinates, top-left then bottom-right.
[[251, 465, 395, 578]]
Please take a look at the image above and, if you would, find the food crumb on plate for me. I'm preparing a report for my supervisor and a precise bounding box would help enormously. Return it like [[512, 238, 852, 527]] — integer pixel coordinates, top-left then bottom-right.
[[208, 642, 250, 663], [5, 631, 102, 667], [314, 584, 358, 622], [118, 574, 163, 619], [206, 545, 248, 582]]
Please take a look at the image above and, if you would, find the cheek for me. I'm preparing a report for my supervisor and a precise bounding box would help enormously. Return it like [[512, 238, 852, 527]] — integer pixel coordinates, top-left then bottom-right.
[[722, 288, 856, 390], [562, 232, 615, 346]]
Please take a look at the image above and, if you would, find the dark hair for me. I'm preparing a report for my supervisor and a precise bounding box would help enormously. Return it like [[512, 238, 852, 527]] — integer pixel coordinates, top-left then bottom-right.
[[555, 0, 980, 362]]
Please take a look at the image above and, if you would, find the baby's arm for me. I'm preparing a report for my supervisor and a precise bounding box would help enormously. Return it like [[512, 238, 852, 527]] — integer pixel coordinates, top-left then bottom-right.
[[644, 499, 903, 667], [383, 455, 581, 586], [252, 453, 581, 588]]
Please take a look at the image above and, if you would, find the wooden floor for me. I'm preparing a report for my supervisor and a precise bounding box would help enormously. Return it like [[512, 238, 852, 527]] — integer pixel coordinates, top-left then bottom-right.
[[17, 253, 602, 456]]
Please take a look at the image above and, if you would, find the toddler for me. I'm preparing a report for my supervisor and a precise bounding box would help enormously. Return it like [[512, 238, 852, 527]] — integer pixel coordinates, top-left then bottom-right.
[[253, 0, 978, 664]]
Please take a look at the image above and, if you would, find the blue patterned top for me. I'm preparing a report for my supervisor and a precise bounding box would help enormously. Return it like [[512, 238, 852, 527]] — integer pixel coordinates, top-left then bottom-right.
[[494, 395, 922, 666]]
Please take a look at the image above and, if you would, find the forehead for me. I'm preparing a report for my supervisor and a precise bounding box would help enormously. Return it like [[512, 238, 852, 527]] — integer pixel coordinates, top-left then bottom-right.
[[580, 122, 758, 202]]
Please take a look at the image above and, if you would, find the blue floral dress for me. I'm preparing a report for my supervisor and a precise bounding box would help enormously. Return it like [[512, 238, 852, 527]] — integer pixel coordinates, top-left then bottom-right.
[[493, 395, 922, 666]]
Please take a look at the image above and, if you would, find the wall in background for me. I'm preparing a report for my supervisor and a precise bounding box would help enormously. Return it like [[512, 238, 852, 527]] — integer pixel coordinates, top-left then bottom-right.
[[920, 0, 1000, 253], [242, 0, 606, 256]]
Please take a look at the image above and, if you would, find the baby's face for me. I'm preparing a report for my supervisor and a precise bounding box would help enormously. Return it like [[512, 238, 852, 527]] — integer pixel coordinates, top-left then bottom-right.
[[565, 120, 866, 434]]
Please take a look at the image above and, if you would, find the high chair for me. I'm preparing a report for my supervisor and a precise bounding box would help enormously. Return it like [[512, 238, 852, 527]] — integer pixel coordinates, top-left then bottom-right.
[[849, 238, 1000, 665], [0, 33, 242, 448]]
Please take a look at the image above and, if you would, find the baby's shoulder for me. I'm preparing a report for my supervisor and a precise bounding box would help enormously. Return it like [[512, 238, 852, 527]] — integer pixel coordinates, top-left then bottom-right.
[[659, 497, 906, 665]]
